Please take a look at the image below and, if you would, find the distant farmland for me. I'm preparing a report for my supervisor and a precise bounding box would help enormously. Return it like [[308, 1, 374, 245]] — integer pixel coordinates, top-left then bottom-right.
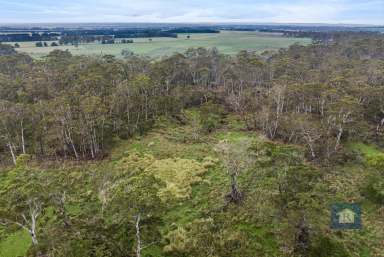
[[11, 31, 311, 58]]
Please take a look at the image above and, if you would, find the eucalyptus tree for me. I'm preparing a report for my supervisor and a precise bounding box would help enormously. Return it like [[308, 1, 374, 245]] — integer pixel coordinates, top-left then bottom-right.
[[108, 173, 165, 257], [0, 160, 52, 246], [215, 139, 254, 204]]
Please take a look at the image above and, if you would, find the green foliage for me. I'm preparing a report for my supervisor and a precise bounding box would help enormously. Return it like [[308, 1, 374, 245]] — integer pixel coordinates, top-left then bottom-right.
[[112, 174, 164, 212], [164, 218, 278, 257], [202, 156, 219, 169], [199, 101, 226, 133], [366, 153, 384, 171], [164, 218, 217, 256], [15, 154, 31, 168], [347, 144, 384, 204], [309, 236, 350, 257], [116, 151, 208, 201], [0, 230, 31, 257], [276, 165, 321, 210], [1, 32, 384, 256], [0, 44, 17, 56], [362, 175, 384, 204], [0, 112, 383, 256], [148, 158, 207, 200], [255, 141, 304, 167], [347, 142, 383, 159]]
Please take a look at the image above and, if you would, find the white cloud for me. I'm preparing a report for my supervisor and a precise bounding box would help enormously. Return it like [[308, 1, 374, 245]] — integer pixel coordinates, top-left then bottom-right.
[[0, 0, 383, 25]]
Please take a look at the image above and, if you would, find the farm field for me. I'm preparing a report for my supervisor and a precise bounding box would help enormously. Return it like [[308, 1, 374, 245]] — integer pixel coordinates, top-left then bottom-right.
[[11, 31, 311, 58]]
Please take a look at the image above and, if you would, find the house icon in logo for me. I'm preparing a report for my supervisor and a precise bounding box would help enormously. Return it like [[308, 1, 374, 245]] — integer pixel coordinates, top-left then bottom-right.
[[337, 208, 356, 224], [331, 203, 362, 230]]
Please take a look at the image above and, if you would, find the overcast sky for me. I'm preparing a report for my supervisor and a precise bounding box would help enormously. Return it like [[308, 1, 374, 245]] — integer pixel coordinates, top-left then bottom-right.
[[0, 0, 383, 25]]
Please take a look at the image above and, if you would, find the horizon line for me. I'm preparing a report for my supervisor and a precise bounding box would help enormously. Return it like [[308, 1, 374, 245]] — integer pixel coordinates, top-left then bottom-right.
[[0, 21, 383, 27]]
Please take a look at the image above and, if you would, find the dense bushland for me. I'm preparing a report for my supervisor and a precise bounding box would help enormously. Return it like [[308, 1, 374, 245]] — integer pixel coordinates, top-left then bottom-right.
[[1, 33, 383, 166], [0, 32, 383, 256]]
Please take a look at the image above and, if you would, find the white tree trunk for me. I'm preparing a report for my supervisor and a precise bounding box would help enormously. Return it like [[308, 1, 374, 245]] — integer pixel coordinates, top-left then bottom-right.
[[21, 121, 26, 154], [1, 200, 41, 246], [7, 142, 16, 165], [23, 200, 41, 245], [135, 213, 141, 257], [65, 128, 79, 159], [335, 126, 343, 151]]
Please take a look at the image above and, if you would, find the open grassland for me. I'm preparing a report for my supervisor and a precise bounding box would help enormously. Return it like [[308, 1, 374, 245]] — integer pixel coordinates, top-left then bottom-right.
[[11, 31, 311, 58]]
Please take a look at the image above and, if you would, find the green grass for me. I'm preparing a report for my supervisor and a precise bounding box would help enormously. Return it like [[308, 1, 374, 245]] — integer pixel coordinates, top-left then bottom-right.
[[236, 223, 279, 255], [0, 230, 30, 257], [215, 130, 256, 142], [347, 142, 383, 158], [10, 31, 311, 59]]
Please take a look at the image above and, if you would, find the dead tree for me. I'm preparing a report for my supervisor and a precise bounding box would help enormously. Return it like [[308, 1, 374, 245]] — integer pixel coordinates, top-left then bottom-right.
[[294, 215, 311, 257], [215, 139, 253, 204], [0, 199, 42, 245], [135, 213, 142, 257]]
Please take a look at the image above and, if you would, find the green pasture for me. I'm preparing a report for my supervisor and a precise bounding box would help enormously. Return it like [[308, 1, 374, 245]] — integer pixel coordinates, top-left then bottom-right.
[[10, 31, 311, 58]]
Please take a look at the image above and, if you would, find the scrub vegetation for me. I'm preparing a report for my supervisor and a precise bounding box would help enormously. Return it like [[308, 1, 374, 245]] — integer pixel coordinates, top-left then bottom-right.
[[0, 31, 383, 257]]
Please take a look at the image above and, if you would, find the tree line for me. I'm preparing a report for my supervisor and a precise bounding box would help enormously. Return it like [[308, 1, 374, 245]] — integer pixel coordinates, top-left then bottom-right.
[[0, 32, 383, 166]]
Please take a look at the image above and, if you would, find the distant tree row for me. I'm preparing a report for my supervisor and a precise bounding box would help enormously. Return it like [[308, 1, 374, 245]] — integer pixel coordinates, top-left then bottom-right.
[[35, 41, 59, 47], [58, 35, 134, 45], [0, 32, 59, 42], [0, 29, 177, 44], [165, 28, 219, 33]]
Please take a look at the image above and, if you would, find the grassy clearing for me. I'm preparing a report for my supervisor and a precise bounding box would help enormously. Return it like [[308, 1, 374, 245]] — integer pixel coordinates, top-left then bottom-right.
[[10, 31, 311, 58], [347, 142, 383, 158], [0, 230, 30, 257]]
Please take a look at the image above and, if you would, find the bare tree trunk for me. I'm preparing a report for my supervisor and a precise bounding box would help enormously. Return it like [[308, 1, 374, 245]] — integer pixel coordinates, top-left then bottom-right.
[[56, 192, 71, 228], [126, 105, 131, 125], [92, 127, 99, 154], [65, 128, 79, 159], [227, 174, 243, 204], [335, 125, 343, 151], [301, 129, 318, 159], [144, 94, 148, 121], [7, 142, 16, 165], [0, 200, 43, 246], [38, 135, 45, 156], [376, 118, 384, 136], [81, 137, 86, 159], [21, 120, 26, 154], [90, 139, 95, 159], [135, 213, 141, 257], [307, 142, 316, 159], [294, 215, 310, 257], [30, 213, 38, 245], [26, 200, 41, 245], [135, 112, 141, 130]]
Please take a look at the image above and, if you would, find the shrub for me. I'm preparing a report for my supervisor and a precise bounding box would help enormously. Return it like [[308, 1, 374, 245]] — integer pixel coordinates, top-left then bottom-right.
[[202, 156, 219, 168], [148, 158, 207, 200], [309, 236, 350, 257], [199, 102, 226, 133], [362, 175, 384, 205], [15, 154, 32, 168], [367, 153, 384, 170], [116, 153, 207, 201]]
